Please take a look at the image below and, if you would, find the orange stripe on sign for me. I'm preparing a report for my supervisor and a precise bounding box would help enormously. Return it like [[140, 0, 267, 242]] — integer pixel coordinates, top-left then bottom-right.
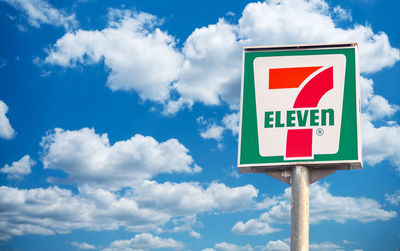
[[269, 66, 322, 89]]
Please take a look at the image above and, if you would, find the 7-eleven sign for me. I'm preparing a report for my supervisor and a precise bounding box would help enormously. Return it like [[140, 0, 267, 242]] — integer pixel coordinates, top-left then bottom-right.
[[238, 44, 362, 172]]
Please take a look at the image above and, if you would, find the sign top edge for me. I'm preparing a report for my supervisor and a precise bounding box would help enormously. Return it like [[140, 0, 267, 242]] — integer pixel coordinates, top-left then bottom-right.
[[244, 42, 358, 52]]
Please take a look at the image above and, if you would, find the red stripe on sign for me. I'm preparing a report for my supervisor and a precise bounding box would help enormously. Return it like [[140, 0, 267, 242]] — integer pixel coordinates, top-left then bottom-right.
[[293, 67, 333, 108], [269, 66, 322, 89], [286, 129, 313, 158]]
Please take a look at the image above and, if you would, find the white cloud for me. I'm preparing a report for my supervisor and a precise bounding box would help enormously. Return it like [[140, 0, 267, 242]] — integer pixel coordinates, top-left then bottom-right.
[[233, 183, 396, 235], [102, 233, 183, 251], [0, 180, 259, 241], [342, 240, 357, 245], [189, 230, 201, 239], [310, 241, 343, 251], [1, 0, 77, 30], [222, 112, 240, 135], [360, 76, 399, 121], [359, 75, 400, 172], [385, 190, 400, 206], [0, 126, 263, 240], [174, 19, 242, 108], [223, 165, 240, 179], [167, 215, 200, 234], [0, 153, 258, 241], [162, 97, 193, 116], [255, 196, 280, 211], [0, 100, 16, 139], [71, 241, 96, 250], [131, 181, 258, 215], [0, 155, 35, 180], [262, 240, 290, 251], [365, 96, 398, 120], [200, 123, 225, 141], [44, 1, 399, 115], [40, 128, 201, 190], [333, 6, 352, 22], [309, 183, 396, 224], [232, 217, 281, 236], [214, 242, 253, 251], [360, 77, 374, 110], [197, 112, 239, 143], [0, 185, 170, 241], [362, 115, 400, 172], [45, 9, 182, 103]]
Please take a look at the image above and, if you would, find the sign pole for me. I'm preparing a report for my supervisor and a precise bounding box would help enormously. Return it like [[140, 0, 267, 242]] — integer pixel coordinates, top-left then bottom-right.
[[291, 165, 309, 251]]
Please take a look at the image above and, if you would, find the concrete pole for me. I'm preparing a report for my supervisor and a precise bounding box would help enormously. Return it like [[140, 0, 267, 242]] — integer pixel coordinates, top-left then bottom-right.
[[291, 165, 310, 251]]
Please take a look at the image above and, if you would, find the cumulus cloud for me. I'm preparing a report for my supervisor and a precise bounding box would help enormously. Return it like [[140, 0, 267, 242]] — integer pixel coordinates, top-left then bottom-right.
[[40, 128, 201, 190], [232, 217, 281, 236], [197, 112, 239, 144], [309, 183, 396, 223], [310, 242, 343, 250], [0, 180, 259, 240], [166, 215, 200, 235], [0, 100, 16, 139], [71, 241, 96, 250], [131, 181, 258, 215], [174, 19, 242, 108], [360, 76, 399, 121], [45, 9, 182, 103], [362, 116, 400, 171], [361, 75, 400, 171], [262, 240, 290, 251], [102, 233, 184, 251], [44, 1, 399, 115], [0, 185, 170, 241], [358, 74, 400, 172], [163, 97, 193, 116], [1, 0, 77, 30], [233, 183, 396, 235], [385, 190, 400, 206], [200, 123, 225, 141], [214, 242, 254, 251], [0, 126, 262, 240], [0, 155, 35, 180], [189, 230, 201, 239], [332, 6, 352, 22], [222, 112, 240, 135]]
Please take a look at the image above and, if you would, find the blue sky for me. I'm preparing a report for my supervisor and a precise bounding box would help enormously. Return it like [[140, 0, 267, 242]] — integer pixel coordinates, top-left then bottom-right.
[[0, 0, 399, 250]]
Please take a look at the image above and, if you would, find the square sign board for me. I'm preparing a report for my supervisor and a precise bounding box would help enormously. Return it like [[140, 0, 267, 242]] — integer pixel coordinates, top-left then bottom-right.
[[238, 43, 362, 173]]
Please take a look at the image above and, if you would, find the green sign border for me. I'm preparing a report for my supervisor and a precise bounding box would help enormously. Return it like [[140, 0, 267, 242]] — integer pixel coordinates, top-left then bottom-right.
[[239, 47, 359, 166]]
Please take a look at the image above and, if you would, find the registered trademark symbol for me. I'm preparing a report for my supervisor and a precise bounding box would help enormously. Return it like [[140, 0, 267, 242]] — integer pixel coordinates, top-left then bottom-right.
[[316, 128, 324, 136]]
